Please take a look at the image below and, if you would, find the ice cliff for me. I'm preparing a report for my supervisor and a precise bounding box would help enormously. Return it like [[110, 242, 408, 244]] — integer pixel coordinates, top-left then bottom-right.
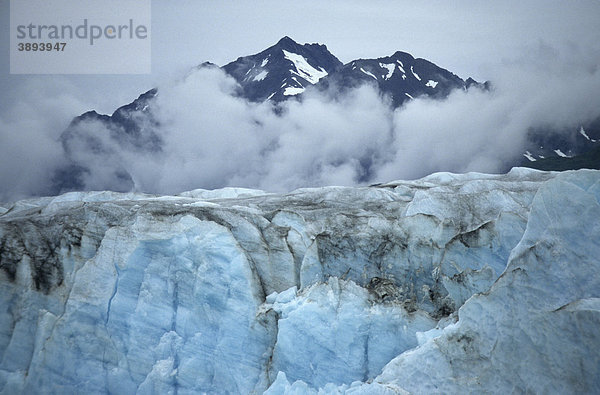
[[0, 168, 599, 393]]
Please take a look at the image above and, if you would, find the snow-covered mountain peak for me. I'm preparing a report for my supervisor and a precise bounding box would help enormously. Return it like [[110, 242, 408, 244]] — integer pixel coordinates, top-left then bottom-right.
[[222, 36, 343, 102], [274, 35, 309, 49], [314, 49, 472, 107], [219, 36, 476, 105], [51, 38, 490, 197]]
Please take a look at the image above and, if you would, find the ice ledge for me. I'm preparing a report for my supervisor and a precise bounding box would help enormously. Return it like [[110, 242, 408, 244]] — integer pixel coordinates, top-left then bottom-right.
[[1, 169, 599, 393], [177, 186, 270, 200]]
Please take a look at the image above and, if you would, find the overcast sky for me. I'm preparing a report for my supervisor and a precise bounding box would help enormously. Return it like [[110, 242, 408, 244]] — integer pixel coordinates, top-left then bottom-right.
[[2, 0, 599, 113], [1, 0, 600, 201]]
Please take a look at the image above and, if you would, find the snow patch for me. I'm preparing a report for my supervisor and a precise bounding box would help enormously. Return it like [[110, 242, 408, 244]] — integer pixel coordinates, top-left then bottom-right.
[[253, 70, 268, 81], [261, 57, 269, 67], [291, 76, 304, 87], [580, 126, 597, 142], [410, 66, 421, 81], [554, 149, 570, 158], [360, 68, 378, 80], [283, 86, 305, 96], [523, 151, 536, 162], [425, 80, 438, 88], [282, 50, 328, 84], [405, 93, 414, 99], [178, 187, 268, 199], [396, 60, 405, 73], [379, 62, 395, 80]]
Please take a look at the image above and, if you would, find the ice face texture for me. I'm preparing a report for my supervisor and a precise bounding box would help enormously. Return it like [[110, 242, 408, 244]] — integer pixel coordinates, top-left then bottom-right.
[[1, 169, 598, 393]]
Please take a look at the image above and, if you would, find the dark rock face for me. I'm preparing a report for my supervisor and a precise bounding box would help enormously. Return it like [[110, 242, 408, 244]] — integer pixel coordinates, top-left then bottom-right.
[[222, 36, 343, 102], [61, 88, 160, 155], [521, 117, 600, 170], [315, 51, 475, 107], [220, 38, 482, 107], [53, 89, 159, 194]]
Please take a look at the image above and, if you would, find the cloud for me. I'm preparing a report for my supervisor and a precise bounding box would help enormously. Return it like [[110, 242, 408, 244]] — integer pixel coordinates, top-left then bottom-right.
[[2, 41, 599, 202], [143, 41, 600, 192], [376, 41, 600, 181], [253, 85, 394, 190], [123, 68, 395, 193], [0, 77, 91, 202]]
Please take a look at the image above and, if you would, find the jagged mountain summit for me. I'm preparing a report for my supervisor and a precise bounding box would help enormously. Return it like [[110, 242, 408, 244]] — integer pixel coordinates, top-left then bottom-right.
[[1, 168, 599, 393], [64, 36, 483, 118], [221, 36, 480, 106], [315, 50, 476, 107], [54, 88, 160, 193], [222, 36, 343, 102], [52, 36, 483, 195]]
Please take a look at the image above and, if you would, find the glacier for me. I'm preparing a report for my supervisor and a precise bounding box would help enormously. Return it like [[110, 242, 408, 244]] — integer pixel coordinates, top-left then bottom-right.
[[0, 168, 599, 393]]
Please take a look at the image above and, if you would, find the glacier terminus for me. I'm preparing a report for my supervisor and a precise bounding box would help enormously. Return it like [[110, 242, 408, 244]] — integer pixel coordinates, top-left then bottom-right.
[[0, 168, 599, 393]]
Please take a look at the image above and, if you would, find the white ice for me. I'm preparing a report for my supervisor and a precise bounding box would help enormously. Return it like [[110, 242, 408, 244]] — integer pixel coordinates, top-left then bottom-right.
[[425, 80, 438, 88], [410, 66, 421, 81], [396, 60, 405, 73], [360, 68, 378, 80], [379, 63, 395, 80], [523, 151, 536, 162], [283, 86, 305, 96], [282, 50, 328, 84], [253, 70, 269, 81], [290, 77, 304, 87], [554, 149, 570, 157], [580, 126, 597, 142], [1, 169, 599, 394]]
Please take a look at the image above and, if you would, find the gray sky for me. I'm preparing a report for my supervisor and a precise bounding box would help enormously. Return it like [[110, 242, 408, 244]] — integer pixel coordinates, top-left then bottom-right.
[[2, 0, 599, 113]]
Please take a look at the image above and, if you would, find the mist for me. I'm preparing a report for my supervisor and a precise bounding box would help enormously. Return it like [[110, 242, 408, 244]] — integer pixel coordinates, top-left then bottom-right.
[[1, 41, 600, 202], [0, 77, 93, 202]]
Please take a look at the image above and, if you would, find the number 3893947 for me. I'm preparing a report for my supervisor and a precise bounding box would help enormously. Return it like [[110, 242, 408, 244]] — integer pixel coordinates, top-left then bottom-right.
[[17, 42, 66, 51]]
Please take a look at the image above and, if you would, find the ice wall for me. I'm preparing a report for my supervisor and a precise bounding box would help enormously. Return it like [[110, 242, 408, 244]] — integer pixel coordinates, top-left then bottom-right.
[[1, 169, 597, 393]]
